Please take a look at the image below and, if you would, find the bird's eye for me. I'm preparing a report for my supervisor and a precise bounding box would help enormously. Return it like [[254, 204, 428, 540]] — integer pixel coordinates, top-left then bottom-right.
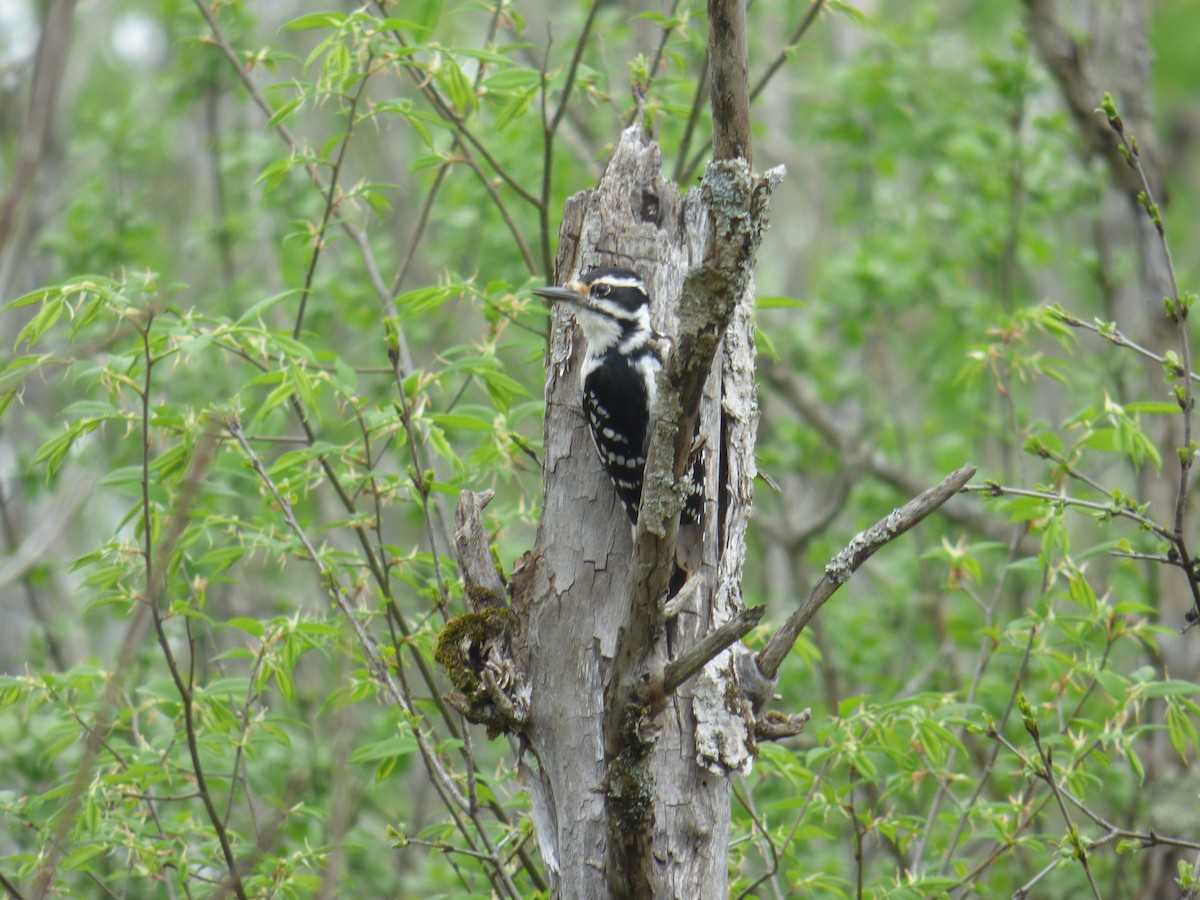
[[593, 283, 610, 298]]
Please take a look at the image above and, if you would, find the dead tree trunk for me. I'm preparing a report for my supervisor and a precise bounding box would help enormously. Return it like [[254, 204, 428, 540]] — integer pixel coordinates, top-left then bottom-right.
[[444, 124, 783, 898], [516, 126, 780, 899]]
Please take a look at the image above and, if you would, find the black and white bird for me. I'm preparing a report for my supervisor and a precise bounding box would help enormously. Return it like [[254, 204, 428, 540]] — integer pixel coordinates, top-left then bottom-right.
[[535, 267, 704, 548]]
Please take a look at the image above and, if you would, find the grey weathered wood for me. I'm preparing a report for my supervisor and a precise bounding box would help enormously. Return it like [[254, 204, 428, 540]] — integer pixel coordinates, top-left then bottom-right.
[[452, 489, 507, 610], [708, 0, 752, 166], [506, 126, 781, 899], [512, 127, 712, 899]]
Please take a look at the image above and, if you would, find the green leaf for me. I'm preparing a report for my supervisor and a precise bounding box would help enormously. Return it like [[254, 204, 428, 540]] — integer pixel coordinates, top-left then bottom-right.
[[15, 295, 66, 349], [268, 332, 317, 362], [396, 283, 460, 314], [225, 617, 265, 638], [430, 411, 495, 431], [349, 734, 418, 764], [333, 356, 359, 393], [255, 155, 306, 194], [1066, 570, 1098, 612], [1166, 697, 1198, 762], [482, 67, 541, 91], [282, 12, 347, 31], [757, 295, 808, 310], [266, 94, 306, 129], [440, 56, 477, 117], [1124, 739, 1145, 785], [33, 420, 101, 477], [62, 843, 107, 870], [381, 0, 440, 39], [0, 354, 68, 395], [195, 677, 251, 698], [1125, 401, 1182, 415], [493, 85, 538, 131], [252, 379, 297, 425], [1138, 680, 1200, 699]]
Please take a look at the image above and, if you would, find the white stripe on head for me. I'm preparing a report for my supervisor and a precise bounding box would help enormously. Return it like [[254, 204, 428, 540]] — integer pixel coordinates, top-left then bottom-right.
[[590, 275, 646, 290]]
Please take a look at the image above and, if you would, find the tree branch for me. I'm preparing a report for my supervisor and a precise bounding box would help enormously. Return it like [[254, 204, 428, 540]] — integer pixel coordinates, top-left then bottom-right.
[[663, 605, 765, 695], [757, 464, 976, 680], [707, 0, 752, 165], [452, 490, 507, 611]]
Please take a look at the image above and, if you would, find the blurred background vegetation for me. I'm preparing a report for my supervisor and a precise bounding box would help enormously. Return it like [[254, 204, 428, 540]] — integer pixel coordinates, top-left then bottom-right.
[[2, 0, 1200, 896]]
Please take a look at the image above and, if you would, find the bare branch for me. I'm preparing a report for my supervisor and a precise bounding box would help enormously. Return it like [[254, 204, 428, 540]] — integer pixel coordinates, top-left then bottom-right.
[[663, 605, 765, 695], [757, 464, 976, 680], [452, 490, 507, 611], [707, 0, 752, 165]]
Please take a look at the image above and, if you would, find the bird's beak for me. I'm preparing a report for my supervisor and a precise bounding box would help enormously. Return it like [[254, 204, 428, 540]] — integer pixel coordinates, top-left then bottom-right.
[[533, 281, 589, 307]]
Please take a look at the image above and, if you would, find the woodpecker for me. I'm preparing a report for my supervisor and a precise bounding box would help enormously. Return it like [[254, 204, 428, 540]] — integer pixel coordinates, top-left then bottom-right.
[[535, 267, 704, 544]]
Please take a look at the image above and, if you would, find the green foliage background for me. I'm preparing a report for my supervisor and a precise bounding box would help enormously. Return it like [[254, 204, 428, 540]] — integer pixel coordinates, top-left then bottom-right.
[[2, 0, 1199, 897]]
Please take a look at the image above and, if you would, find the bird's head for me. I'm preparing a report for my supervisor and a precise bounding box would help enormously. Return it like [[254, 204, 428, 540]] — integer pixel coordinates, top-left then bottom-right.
[[535, 267, 652, 355]]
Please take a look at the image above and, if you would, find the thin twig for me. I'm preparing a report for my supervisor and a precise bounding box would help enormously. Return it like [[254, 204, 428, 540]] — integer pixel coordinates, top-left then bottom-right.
[[549, 0, 601, 136], [190, 0, 393, 303], [672, 50, 709, 184], [136, 328, 247, 900], [1098, 99, 1191, 539], [368, 0, 541, 209], [965, 481, 1171, 540], [0, 0, 76, 258], [1026, 724, 1103, 899], [1049, 307, 1199, 383], [732, 782, 784, 900], [390, 161, 450, 297], [230, 418, 537, 900], [387, 338, 450, 619], [459, 152, 539, 274], [966, 479, 1200, 620], [294, 52, 376, 339], [911, 523, 1033, 873], [769, 370, 1034, 551], [936, 626, 1039, 877], [0, 473, 89, 667], [627, 0, 684, 129], [849, 766, 864, 900]]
